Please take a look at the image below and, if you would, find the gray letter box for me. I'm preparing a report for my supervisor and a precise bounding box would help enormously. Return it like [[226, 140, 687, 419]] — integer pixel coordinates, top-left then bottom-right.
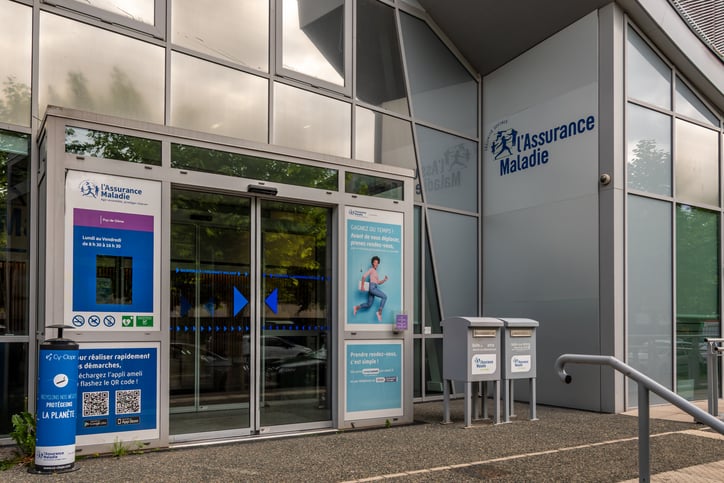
[[500, 318, 538, 422], [441, 317, 503, 426], [442, 317, 503, 382]]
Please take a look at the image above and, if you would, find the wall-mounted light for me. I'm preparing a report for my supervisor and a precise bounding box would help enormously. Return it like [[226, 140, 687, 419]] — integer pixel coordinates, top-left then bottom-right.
[[247, 184, 278, 196]]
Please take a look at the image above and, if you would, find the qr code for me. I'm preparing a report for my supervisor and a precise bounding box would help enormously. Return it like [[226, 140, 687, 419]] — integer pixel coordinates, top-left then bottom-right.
[[115, 389, 141, 414], [82, 391, 109, 417]]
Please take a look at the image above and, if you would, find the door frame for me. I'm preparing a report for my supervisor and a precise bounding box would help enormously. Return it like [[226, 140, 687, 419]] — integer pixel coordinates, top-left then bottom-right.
[[38, 107, 415, 452]]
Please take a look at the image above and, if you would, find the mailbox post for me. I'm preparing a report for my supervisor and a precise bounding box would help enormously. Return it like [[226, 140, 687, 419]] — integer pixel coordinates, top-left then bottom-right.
[[500, 318, 538, 422], [441, 317, 503, 427]]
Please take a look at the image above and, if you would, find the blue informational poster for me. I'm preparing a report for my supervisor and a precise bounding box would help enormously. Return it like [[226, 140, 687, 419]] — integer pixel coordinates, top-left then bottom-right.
[[346, 208, 403, 329], [345, 341, 403, 419], [75, 343, 159, 445], [64, 171, 161, 331]]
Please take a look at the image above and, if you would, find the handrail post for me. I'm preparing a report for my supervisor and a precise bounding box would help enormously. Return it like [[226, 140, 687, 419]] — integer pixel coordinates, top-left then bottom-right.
[[638, 385, 650, 483], [707, 342, 717, 416], [705, 338, 723, 417]]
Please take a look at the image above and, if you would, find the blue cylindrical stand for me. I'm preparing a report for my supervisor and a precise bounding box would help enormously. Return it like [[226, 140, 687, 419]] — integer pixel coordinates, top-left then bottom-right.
[[32, 326, 79, 474]]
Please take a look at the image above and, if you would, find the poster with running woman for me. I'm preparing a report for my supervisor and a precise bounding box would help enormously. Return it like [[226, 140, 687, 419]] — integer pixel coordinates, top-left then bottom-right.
[[346, 207, 403, 330]]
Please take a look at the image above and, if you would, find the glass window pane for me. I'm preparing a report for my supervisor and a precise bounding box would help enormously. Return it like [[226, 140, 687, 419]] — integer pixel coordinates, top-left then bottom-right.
[[416, 125, 477, 212], [171, 52, 268, 143], [676, 205, 719, 401], [0, 130, 30, 337], [273, 82, 351, 158], [356, 0, 408, 115], [626, 103, 671, 195], [0, 343, 28, 435], [413, 207, 421, 335], [39, 12, 164, 124], [281, 0, 345, 86], [344, 172, 403, 199], [427, 210, 478, 317], [675, 119, 719, 206], [424, 338, 444, 396], [423, 233, 441, 334], [172, 143, 338, 190], [355, 107, 415, 168], [413, 338, 421, 397], [0, 1, 31, 126], [65, 126, 162, 165], [675, 77, 719, 127], [627, 195, 672, 406], [626, 27, 671, 109], [172, 0, 269, 72], [400, 13, 477, 137]]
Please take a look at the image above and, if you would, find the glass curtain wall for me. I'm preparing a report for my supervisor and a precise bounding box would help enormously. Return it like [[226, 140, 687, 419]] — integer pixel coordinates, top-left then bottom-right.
[[0, 0, 482, 435], [398, 8, 479, 399], [626, 25, 723, 405], [0, 130, 31, 433]]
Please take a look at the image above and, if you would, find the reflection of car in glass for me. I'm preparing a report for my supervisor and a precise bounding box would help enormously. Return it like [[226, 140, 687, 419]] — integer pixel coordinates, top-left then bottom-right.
[[243, 336, 312, 365], [169, 342, 232, 393], [276, 347, 327, 388]]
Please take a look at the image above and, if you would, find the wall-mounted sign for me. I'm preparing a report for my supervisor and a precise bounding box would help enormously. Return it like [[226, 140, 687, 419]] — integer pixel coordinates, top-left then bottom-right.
[[75, 343, 159, 445], [346, 208, 403, 330], [64, 171, 160, 331], [344, 340, 403, 420]]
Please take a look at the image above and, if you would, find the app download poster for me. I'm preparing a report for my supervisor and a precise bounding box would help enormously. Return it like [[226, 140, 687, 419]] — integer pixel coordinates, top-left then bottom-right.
[[64, 171, 160, 331], [76, 343, 159, 445]]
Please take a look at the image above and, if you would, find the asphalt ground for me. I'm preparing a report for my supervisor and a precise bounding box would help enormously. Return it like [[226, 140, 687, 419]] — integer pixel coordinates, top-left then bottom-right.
[[1, 399, 723, 482]]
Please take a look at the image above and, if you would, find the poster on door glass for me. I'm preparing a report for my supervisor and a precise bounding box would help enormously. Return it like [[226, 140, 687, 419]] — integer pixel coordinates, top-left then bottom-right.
[[64, 170, 161, 331], [345, 207, 403, 330], [344, 340, 403, 420]]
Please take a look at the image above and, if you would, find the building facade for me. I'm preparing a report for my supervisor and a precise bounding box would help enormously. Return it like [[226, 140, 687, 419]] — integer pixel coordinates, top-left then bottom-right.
[[0, 0, 722, 451]]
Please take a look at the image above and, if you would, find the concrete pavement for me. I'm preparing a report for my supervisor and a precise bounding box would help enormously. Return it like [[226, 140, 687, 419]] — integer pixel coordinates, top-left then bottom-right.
[[1, 399, 723, 482]]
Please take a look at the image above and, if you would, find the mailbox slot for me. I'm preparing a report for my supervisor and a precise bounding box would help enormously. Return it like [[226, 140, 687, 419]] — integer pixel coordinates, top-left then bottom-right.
[[473, 328, 496, 337], [510, 329, 532, 337]]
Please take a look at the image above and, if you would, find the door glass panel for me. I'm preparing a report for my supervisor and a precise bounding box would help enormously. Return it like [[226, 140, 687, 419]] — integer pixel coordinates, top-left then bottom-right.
[[260, 200, 331, 426], [169, 190, 251, 434]]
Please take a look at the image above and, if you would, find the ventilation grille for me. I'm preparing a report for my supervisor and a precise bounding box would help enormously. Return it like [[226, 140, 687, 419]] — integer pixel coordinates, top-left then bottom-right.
[[670, 0, 724, 60]]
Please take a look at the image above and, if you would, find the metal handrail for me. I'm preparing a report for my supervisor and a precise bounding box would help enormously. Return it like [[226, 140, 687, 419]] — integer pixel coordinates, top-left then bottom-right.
[[555, 354, 724, 483]]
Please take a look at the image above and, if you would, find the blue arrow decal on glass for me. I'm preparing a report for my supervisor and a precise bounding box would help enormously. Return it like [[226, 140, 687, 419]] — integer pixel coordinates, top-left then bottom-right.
[[234, 287, 248, 316], [265, 288, 279, 314]]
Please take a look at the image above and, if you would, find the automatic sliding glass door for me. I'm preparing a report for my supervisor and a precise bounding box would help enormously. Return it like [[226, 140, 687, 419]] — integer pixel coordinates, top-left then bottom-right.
[[169, 190, 252, 434], [258, 200, 331, 428], [169, 190, 332, 436]]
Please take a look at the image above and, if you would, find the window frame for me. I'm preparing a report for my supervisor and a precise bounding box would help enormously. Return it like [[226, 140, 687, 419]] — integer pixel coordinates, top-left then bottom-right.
[[43, 0, 165, 38]]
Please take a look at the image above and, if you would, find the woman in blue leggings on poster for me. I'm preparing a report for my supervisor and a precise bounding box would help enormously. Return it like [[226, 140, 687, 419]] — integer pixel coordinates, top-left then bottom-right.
[[354, 256, 389, 322]]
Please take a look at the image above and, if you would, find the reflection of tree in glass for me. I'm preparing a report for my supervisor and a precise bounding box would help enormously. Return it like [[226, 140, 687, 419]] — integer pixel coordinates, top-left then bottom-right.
[[676, 205, 719, 318], [171, 144, 337, 190], [50, 66, 150, 122], [628, 138, 670, 193], [65, 127, 161, 165], [0, 76, 31, 126]]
